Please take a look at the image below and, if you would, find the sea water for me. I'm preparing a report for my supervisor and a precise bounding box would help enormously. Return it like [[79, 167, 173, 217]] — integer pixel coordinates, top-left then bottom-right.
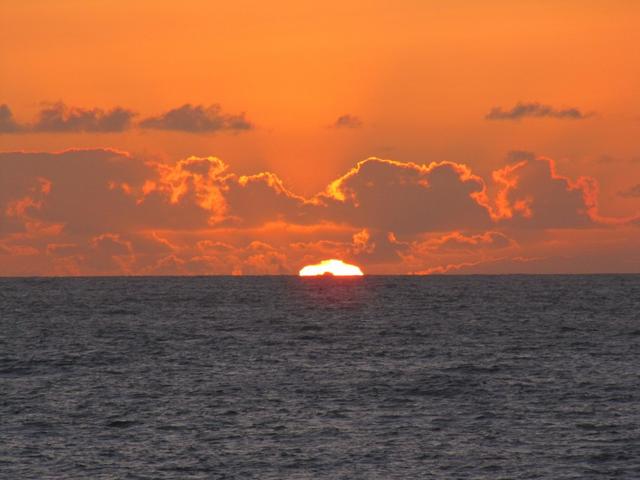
[[1, 275, 639, 478]]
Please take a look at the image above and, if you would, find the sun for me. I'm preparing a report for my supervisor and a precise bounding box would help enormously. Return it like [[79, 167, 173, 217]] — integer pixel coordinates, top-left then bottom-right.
[[299, 259, 364, 276]]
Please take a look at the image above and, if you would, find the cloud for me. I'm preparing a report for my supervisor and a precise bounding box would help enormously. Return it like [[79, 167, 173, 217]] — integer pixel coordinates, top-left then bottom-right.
[[0, 148, 633, 275], [485, 102, 592, 121], [332, 114, 362, 129], [222, 172, 314, 226], [139, 103, 253, 133], [426, 231, 513, 252], [0, 104, 23, 133], [619, 184, 640, 198], [0, 149, 215, 237], [493, 156, 597, 228], [396, 230, 517, 274], [237, 241, 290, 275], [139, 240, 291, 275], [83, 233, 135, 274], [144, 155, 314, 228], [0, 103, 253, 134], [0, 151, 602, 240], [318, 158, 493, 234], [413, 241, 640, 274], [144, 155, 229, 223], [350, 229, 407, 263], [32, 102, 135, 132]]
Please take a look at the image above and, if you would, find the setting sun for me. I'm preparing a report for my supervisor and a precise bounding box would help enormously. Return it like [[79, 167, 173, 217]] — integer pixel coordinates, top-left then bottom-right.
[[299, 259, 364, 277]]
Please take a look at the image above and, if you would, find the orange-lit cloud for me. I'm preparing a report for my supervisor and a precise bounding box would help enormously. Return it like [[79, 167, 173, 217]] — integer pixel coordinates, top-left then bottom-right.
[[493, 157, 597, 228], [319, 158, 493, 233], [425, 231, 513, 253], [0, 148, 638, 276]]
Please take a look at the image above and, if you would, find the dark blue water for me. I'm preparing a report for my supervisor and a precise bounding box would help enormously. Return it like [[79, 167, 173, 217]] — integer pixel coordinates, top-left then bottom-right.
[[1, 275, 640, 479]]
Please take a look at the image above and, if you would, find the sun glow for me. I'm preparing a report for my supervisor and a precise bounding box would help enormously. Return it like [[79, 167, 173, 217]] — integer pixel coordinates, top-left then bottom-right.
[[299, 259, 364, 276]]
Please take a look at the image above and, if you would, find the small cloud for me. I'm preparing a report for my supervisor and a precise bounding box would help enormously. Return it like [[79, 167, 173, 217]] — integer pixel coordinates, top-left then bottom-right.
[[485, 102, 592, 121], [139, 104, 253, 133], [0, 104, 24, 133], [32, 102, 135, 132], [619, 184, 640, 199], [332, 114, 362, 129]]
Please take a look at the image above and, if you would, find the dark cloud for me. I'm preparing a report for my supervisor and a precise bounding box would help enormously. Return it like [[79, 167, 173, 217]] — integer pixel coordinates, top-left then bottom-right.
[[144, 156, 314, 228], [32, 103, 135, 132], [0, 104, 23, 133], [0, 103, 253, 134], [236, 241, 290, 275], [485, 102, 592, 121], [318, 158, 493, 234], [0, 150, 607, 239], [494, 157, 596, 228], [619, 184, 640, 198], [416, 248, 640, 275], [222, 172, 315, 226], [139, 104, 253, 133], [1, 149, 631, 275], [83, 233, 135, 274], [0, 149, 214, 236], [332, 114, 362, 129]]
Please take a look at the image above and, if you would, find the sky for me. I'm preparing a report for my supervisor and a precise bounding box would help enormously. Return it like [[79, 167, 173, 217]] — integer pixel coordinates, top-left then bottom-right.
[[1, 0, 640, 275]]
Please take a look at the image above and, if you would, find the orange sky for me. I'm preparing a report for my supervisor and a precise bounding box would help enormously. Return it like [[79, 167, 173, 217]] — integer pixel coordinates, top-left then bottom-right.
[[1, 0, 639, 275]]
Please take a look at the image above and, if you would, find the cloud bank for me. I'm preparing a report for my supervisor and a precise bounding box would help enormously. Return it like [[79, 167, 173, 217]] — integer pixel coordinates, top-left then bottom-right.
[[0, 149, 636, 275]]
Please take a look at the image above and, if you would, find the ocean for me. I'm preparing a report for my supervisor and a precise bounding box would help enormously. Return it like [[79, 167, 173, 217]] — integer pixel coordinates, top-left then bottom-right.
[[1, 275, 639, 479]]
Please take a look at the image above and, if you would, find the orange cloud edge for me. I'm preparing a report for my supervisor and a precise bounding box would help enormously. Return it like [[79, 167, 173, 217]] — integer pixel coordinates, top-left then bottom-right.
[[1, 148, 639, 276]]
